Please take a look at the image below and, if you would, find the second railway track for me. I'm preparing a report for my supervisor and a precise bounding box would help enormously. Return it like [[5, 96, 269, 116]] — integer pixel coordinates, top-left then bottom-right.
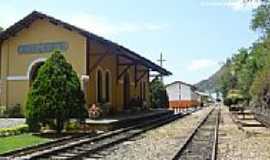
[[172, 107, 220, 160]]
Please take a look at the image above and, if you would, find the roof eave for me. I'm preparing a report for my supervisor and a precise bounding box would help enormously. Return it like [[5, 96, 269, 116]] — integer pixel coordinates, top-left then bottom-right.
[[0, 11, 172, 75]]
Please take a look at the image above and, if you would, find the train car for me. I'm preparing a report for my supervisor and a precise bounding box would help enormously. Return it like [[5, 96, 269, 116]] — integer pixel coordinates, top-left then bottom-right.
[[166, 81, 199, 111]]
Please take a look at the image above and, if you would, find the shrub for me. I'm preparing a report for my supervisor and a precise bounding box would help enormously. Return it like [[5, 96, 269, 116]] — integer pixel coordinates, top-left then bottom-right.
[[0, 106, 6, 117], [250, 60, 270, 108], [65, 121, 80, 132], [0, 125, 28, 137], [26, 50, 88, 133], [223, 98, 232, 106], [149, 78, 169, 108], [4, 104, 24, 118]]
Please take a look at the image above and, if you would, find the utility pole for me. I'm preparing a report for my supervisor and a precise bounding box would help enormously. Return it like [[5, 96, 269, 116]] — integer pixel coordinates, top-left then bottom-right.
[[157, 52, 166, 82]]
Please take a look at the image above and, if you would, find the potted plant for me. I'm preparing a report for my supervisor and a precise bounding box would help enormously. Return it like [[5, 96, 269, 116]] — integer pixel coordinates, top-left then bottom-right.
[[88, 104, 102, 119]]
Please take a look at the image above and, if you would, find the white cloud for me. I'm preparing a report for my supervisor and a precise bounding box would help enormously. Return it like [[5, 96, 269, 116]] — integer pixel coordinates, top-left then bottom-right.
[[67, 13, 167, 37], [227, 0, 262, 11], [201, 0, 263, 11], [187, 59, 218, 71]]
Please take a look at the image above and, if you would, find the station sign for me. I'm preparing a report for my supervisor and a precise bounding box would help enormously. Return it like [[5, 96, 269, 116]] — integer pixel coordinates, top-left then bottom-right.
[[17, 42, 68, 54]]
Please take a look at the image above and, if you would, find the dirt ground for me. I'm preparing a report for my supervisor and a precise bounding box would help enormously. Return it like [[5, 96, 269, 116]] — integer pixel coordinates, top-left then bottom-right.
[[218, 106, 270, 160]]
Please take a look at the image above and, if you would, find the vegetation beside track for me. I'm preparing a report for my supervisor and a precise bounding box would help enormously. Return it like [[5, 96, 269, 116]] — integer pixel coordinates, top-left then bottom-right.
[[217, 2, 270, 111], [0, 124, 28, 137], [0, 134, 50, 154]]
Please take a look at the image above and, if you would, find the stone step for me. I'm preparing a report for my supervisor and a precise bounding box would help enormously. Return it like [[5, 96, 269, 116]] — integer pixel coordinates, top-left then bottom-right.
[[239, 120, 264, 127]]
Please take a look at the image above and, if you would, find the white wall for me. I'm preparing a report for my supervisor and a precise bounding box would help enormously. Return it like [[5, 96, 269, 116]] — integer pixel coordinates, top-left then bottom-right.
[[167, 82, 200, 101], [180, 84, 192, 100], [166, 83, 180, 101]]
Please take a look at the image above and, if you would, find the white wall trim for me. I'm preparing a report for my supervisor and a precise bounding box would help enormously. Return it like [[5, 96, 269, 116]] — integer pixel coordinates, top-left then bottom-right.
[[27, 58, 47, 79], [6, 58, 47, 81], [7, 76, 29, 81], [81, 75, 90, 80]]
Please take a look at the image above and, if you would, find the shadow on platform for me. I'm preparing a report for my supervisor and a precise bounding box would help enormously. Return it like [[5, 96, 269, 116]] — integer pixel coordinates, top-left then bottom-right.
[[85, 109, 174, 131]]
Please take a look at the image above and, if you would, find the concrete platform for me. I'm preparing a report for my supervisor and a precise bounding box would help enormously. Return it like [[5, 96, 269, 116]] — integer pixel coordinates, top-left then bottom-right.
[[0, 118, 25, 128], [85, 109, 174, 131]]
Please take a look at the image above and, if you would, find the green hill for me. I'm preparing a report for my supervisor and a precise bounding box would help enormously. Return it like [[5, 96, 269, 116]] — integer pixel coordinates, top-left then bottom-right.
[[195, 64, 227, 92]]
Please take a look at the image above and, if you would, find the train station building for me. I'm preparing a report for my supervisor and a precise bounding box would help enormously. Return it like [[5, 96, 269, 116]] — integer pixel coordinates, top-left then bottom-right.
[[0, 11, 171, 112]]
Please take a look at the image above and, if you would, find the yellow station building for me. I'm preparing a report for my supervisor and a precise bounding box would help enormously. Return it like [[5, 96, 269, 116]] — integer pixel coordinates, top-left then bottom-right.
[[0, 11, 171, 113]]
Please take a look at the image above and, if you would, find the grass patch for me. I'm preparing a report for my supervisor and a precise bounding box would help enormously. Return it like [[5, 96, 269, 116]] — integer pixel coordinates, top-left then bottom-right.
[[0, 133, 50, 154]]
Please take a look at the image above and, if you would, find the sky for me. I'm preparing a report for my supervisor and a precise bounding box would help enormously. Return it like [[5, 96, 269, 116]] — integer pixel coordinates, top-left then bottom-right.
[[0, 0, 261, 84]]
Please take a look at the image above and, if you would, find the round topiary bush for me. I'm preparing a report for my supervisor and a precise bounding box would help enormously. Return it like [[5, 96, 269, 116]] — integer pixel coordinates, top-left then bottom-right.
[[26, 50, 88, 133]]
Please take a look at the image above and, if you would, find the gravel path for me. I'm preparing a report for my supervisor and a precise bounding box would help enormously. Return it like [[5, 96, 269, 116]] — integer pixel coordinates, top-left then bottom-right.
[[217, 106, 270, 160], [0, 118, 25, 128], [84, 107, 212, 160]]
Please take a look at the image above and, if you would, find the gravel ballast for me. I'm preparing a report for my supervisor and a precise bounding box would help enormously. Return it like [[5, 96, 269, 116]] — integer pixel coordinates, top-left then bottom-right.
[[84, 107, 213, 160]]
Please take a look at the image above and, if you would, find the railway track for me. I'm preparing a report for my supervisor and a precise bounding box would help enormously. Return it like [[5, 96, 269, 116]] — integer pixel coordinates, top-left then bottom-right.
[[172, 107, 220, 160], [0, 133, 97, 158], [2, 109, 194, 160]]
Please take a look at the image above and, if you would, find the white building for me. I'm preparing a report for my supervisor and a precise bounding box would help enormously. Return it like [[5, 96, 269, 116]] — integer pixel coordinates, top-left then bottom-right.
[[166, 81, 199, 109]]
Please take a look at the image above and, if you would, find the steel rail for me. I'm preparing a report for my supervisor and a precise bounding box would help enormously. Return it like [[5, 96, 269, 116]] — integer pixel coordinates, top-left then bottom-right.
[[172, 107, 219, 160], [211, 108, 220, 160], [10, 110, 195, 160], [38, 112, 188, 160]]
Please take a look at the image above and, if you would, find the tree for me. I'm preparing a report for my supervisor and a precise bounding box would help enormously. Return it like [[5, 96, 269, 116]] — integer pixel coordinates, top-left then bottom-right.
[[250, 55, 270, 107], [0, 26, 3, 32], [251, 2, 270, 35], [26, 50, 88, 132], [149, 77, 169, 108], [217, 1, 270, 107], [218, 60, 235, 98]]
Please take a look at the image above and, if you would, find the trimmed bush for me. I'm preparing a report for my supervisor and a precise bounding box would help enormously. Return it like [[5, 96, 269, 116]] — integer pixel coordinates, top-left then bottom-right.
[[0, 125, 28, 137], [26, 50, 88, 133]]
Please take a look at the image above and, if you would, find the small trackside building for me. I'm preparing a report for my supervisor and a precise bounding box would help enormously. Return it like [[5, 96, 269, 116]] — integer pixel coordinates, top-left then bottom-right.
[[0, 11, 171, 113], [195, 91, 209, 106], [166, 81, 199, 110]]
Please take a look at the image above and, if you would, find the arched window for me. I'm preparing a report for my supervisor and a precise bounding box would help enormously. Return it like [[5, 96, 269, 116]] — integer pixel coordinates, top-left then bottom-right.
[[29, 62, 44, 86], [97, 69, 103, 103], [105, 71, 111, 103]]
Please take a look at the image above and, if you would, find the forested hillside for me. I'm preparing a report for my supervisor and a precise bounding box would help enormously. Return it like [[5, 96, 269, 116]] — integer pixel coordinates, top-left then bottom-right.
[[195, 64, 228, 93], [212, 2, 270, 107]]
